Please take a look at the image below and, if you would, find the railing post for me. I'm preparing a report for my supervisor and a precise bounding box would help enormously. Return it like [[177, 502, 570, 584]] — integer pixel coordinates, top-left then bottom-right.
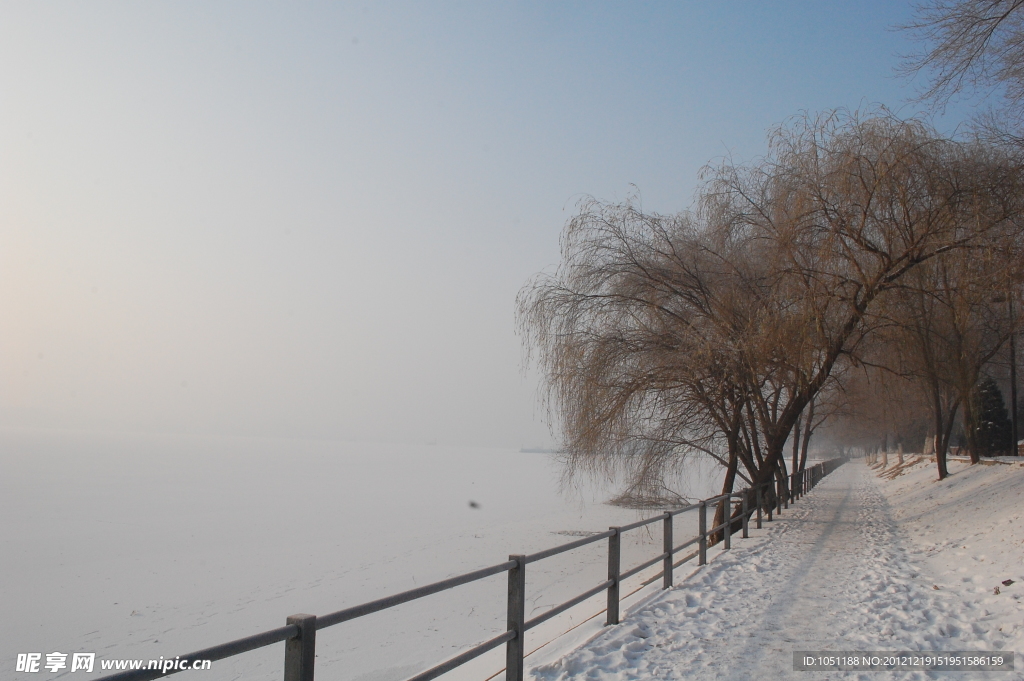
[[723, 497, 731, 550], [766, 483, 773, 522], [776, 480, 783, 515], [284, 614, 316, 681], [506, 555, 526, 681], [606, 528, 621, 625], [756, 484, 763, 528], [698, 502, 707, 565], [742, 490, 749, 539], [662, 513, 673, 589], [783, 477, 789, 510]]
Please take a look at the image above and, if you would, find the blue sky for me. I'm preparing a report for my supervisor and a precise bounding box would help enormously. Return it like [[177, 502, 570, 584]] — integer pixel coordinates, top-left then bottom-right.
[[0, 2, 976, 447]]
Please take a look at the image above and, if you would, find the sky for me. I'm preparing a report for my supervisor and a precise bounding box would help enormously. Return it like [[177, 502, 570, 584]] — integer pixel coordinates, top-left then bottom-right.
[[0, 2, 977, 448]]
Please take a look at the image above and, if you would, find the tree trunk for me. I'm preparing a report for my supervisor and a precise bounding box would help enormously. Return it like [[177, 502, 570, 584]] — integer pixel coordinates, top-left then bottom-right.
[[934, 399, 960, 480], [799, 398, 814, 473], [711, 450, 739, 545], [929, 380, 959, 480], [791, 413, 802, 480], [963, 393, 982, 464]]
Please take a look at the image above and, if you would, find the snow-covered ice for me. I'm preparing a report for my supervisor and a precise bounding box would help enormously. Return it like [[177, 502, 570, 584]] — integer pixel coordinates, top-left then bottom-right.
[[531, 458, 1024, 680], [2, 427, 722, 681]]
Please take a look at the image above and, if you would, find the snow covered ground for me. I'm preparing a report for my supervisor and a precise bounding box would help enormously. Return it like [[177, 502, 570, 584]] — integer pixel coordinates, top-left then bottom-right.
[[2, 427, 726, 681], [531, 457, 1024, 680]]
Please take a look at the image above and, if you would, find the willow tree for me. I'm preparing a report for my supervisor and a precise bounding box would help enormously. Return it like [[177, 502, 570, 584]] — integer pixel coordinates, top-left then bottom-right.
[[518, 110, 1023, 501], [516, 201, 759, 501], [702, 111, 1023, 486]]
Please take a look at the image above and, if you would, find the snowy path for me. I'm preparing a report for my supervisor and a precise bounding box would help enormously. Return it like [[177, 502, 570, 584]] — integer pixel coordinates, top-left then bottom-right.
[[531, 461, 1021, 681]]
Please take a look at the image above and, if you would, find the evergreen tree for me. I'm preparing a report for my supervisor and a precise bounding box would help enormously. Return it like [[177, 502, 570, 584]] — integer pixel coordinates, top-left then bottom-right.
[[971, 376, 1013, 456]]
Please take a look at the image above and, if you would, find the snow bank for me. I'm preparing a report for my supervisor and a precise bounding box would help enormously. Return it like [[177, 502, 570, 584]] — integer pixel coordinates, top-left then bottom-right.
[[881, 457, 1024, 661]]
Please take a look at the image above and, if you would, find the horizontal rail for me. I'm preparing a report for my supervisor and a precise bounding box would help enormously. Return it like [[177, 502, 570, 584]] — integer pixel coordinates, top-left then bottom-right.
[[673, 535, 701, 552], [620, 551, 668, 581], [708, 520, 730, 535], [524, 580, 613, 631], [617, 512, 669, 533], [641, 550, 699, 587], [318, 560, 517, 629], [704, 493, 732, 504], [668, 502, 700, 516], [524, 530, 615, 564], [405, 630, 516, 681], [94, 624, 299, 681]]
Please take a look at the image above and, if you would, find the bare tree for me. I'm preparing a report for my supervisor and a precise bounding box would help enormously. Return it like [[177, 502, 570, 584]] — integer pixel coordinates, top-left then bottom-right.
[[900, 1, 1024, 110], [891, 232, 1022, 474], [705, 110, 1023, 485], [518, 109, 1023, 507]]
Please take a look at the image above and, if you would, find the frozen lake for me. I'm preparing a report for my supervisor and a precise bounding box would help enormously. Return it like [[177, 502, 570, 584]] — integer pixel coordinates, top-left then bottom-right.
[[2, 428, 724, 681]]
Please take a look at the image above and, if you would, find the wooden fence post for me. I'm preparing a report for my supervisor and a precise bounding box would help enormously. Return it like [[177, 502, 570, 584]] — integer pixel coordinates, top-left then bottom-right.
[[698, 502, 707, 565], [756, 485, 763, 528], [284, 614, 316, 681], [506, 555, 526, 681], [662, 513, 673, 589], [723, 497, 731, 550], [741, 491, 749, 539], [606, 528, 621, 625]]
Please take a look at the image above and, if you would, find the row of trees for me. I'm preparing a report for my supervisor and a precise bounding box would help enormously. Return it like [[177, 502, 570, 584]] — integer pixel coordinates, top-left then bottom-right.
[[518, 111, 1023, 519], [516, 2, 1024, 520]]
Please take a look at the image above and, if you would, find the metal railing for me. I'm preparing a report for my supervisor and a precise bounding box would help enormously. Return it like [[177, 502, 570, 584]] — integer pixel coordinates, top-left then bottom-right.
[[96, 456, 846, 681]]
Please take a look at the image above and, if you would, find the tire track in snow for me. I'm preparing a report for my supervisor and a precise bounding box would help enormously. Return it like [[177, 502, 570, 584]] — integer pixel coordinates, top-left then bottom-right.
[[531, 462, 1020, 681]]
